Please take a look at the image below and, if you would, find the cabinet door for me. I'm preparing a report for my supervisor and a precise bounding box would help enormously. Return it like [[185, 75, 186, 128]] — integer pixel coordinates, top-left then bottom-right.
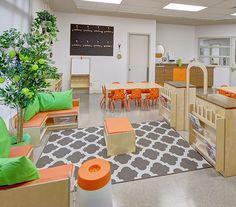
[[231, 38, 236, 69]]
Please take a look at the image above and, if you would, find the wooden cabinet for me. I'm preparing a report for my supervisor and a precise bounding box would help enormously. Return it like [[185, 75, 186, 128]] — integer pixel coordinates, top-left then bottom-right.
[[155, 64, 214, 88]]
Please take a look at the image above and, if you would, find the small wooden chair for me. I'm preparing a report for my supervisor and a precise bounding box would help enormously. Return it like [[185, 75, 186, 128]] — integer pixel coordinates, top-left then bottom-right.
[[112, 82, 120, 84], [144, 88, 159, 109], [110, 89, 127, 112], [100, 85, 113, 109], [127, 89, 143, 110]]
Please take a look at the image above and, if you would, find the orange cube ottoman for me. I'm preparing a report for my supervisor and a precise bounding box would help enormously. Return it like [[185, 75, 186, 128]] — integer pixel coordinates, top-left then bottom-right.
[[104, 117, 136, 156]]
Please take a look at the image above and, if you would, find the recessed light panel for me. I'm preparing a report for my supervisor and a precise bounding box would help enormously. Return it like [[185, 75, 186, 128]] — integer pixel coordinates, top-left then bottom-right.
[[231, 13, 236, 16], [81, 0, 122, 4], [163, 3, 207, 12]]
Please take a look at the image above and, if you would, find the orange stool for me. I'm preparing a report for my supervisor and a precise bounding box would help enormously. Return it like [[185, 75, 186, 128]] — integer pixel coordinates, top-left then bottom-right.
[[126, 81, 134, 95], [173, 68, 186, 81], [77, 159, 112, 207], [104, 117, 136, 156]]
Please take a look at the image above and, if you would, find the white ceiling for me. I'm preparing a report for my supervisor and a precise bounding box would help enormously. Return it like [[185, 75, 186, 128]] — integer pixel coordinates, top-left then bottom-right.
[[49, 0, 236, 25]]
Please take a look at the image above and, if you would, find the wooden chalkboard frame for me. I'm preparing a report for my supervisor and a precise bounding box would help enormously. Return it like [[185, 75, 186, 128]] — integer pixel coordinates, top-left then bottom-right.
[[70, 24, 114, 56]]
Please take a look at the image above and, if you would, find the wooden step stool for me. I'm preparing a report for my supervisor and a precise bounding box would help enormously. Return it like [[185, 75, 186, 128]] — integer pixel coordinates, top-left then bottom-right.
[[104, 117, 136, 156]]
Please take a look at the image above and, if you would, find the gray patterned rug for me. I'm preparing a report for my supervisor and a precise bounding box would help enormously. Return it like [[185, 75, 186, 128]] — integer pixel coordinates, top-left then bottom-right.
[[36, 121, 211, 184]]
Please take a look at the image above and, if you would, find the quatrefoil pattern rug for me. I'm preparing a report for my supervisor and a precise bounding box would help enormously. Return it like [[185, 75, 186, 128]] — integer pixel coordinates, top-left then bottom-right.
[[36, 121, 211, 184]]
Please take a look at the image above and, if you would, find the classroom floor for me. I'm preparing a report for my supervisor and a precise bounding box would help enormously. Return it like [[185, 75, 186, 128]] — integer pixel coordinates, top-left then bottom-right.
[[35, 93, 236, 207]]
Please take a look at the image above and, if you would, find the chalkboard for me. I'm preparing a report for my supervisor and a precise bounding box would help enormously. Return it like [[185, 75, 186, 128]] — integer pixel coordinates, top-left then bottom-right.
[[70, 24, 114, 56]]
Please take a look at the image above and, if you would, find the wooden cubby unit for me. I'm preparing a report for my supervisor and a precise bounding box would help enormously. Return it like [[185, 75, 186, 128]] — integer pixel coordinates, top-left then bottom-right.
[[71, 74, 90, 89]]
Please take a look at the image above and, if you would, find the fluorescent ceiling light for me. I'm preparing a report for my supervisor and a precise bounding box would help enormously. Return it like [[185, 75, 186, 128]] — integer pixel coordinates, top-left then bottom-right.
[[81, 0, 122, 4], [163, 3, 207, 12], [231, 13, 236, 16]]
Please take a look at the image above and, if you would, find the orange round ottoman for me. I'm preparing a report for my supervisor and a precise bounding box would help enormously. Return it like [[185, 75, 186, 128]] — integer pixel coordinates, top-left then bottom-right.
[[77, 158, 113, 207]]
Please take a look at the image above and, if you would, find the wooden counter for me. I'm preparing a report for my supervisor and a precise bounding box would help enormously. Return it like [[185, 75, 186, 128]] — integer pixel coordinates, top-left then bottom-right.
[[155, 64, 214, 88], [189, 93, 236, 177]]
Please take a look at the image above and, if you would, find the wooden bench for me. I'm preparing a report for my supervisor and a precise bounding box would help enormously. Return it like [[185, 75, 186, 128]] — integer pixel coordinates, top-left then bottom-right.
[[0, 164, 73, 207], [9, 145, 33, 161], [10, 99, 80, 146]]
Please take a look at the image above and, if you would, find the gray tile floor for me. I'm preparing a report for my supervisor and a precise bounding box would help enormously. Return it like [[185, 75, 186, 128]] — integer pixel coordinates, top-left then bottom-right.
[[35, 93, 236, 207]]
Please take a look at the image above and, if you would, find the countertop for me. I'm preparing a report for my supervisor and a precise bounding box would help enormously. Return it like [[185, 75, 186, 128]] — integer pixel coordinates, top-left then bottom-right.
[[165, 81, 196, 88], [197, 94, 236, 109]]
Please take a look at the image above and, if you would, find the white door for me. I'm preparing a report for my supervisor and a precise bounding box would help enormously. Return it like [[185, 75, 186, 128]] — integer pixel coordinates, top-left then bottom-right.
[[128, 34, 149, 82]]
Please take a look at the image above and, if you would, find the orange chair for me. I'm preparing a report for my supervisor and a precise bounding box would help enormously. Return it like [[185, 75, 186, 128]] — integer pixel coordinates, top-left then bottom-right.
[[127, 89, 143, 110], [144, 88, 159, 109], [110, 89, 127, 112], [100, 85, 113, 109], [173, 68, 186, 81], [126, 81, 134, 95], [112, 82, 120, 84], [141, 81, 150, 94]]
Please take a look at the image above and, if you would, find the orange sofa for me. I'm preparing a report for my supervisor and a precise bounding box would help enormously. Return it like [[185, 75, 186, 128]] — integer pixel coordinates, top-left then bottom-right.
[[10, 99, 80, 146], [0, 164, 74, 207]]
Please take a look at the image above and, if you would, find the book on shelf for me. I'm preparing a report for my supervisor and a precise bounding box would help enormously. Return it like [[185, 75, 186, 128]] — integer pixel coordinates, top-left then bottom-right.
[[189, 113, 204, 134]]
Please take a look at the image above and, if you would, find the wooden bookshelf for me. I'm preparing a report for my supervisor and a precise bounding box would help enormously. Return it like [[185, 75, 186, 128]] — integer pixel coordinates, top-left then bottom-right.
[[71, 74, 90, 89], [159, 87, 177, 127], [189, 98, 229, 175], [47, 73, 63, 92]]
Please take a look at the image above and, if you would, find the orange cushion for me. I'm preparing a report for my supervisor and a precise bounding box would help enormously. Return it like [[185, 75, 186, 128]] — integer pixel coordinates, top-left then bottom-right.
[[9, 146, 33, 158], [46, 106, 78, 117], [105, 117, 133, 134], [0, 164, 74, 190], [23, 112, 47, 128]]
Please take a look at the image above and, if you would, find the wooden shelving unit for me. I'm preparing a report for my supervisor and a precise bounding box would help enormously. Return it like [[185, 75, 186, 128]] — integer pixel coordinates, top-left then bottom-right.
[[163, 81, 196, 131], [159, 87, 177, 127], [189, 102, 225, 171], [71, 74, 90, 89]]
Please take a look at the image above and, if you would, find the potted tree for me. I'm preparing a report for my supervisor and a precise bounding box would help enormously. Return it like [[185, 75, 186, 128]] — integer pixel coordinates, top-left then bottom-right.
[[0, 10, 59, 144]]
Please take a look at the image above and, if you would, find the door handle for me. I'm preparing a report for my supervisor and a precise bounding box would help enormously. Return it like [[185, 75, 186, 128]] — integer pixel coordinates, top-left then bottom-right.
[[129, 68, 131, 71]]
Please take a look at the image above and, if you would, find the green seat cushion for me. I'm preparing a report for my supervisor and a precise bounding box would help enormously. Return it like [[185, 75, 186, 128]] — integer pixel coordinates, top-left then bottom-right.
[[24, 96, 40, 122], [0, 117, 11, 158], [0, 157, 39, 186], [38, 90, 73, 112]]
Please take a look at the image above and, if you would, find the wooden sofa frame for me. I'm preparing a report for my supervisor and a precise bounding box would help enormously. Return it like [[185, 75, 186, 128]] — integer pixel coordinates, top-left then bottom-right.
[[10, 99, 80, 146]]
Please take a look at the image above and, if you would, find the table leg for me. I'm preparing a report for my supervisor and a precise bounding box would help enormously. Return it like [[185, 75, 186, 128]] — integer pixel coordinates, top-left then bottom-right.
[[105, 90, 108, 110]]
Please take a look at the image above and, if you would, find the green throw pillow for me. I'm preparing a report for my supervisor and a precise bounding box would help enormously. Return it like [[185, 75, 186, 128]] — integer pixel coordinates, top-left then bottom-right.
[[0, 117, 11, 158], [0, 157, 39, 186], [38, 90, 73, 112], [24, 96, 40, 122]]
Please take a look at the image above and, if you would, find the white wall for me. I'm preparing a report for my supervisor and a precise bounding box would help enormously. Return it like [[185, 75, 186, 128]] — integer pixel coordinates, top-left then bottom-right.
[[52, 13, 157, 92], [0, 0, 48, 126], [156, 23, 196, 63]]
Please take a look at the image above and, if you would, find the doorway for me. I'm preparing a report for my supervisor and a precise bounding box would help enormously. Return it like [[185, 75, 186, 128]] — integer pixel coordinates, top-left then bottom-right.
[[128, 34, 149, 82]]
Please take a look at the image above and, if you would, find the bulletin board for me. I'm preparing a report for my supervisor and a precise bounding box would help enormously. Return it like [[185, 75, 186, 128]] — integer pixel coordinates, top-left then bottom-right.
[[70, 24, 114, 56]]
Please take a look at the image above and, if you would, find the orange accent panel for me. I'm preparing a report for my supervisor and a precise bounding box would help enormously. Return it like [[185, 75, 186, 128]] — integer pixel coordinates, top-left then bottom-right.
[[23, 112, 47, 128], [9, 145, 33, 158], [105, 117, 133, 134], [0, 164, 74, 190], [173, 68, 186, 81], [78, 159, 111, 191]]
